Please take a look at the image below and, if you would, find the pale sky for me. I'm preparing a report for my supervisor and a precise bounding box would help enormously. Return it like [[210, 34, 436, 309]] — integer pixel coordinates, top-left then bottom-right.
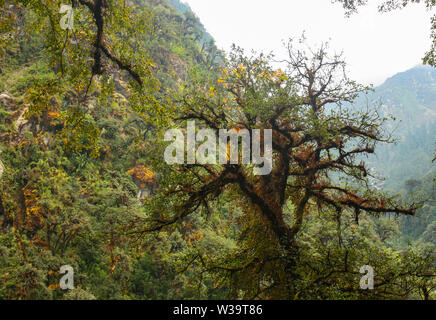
[[182, 0, 433, 86]]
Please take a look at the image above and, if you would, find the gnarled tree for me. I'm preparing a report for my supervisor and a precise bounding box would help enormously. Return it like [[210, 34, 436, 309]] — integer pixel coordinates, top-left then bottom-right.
[[137, 40, 419, 298]]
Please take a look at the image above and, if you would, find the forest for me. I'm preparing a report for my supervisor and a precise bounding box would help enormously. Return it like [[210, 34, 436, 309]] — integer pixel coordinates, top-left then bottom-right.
[[0, 0, 435, 300]]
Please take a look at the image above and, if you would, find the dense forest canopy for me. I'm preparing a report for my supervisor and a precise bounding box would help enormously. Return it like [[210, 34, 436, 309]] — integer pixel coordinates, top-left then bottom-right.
[[0, 0, 434, 300]]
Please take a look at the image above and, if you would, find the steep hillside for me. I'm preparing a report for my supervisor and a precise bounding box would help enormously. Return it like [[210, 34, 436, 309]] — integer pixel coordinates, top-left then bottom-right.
[[377, 65, 436, 127], [363, 65, 436, 190], [358, 66, 436, 246], [0, 0, 225, 300]]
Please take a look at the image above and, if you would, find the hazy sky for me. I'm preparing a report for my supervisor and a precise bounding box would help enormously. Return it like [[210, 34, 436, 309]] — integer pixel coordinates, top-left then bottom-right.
[[182, 0, 433, 85]]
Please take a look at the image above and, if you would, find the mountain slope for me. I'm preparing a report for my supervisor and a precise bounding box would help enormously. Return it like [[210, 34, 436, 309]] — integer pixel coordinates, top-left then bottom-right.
[[0, 0, 224, 300], [357, 65, 436, 246], [363, 65, 436, 190]]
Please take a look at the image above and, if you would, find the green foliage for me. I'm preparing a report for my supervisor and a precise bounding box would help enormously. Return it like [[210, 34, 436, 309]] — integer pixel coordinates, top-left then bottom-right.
[[0, 0, 434, 300]]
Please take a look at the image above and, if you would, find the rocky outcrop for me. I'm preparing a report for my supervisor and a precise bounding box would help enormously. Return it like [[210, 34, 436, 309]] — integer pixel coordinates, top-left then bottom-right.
[[0, 147, 3, 179], [14, 106, 29, 134], [0, 159, 4, 179], [0, 93, 14, 110], [0, 92, 30, 134], [0, 95, 6, 180]]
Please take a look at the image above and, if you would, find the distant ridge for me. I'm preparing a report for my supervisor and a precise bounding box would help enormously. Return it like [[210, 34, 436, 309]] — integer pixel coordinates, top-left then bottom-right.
[[363, 65, 436, 190]]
